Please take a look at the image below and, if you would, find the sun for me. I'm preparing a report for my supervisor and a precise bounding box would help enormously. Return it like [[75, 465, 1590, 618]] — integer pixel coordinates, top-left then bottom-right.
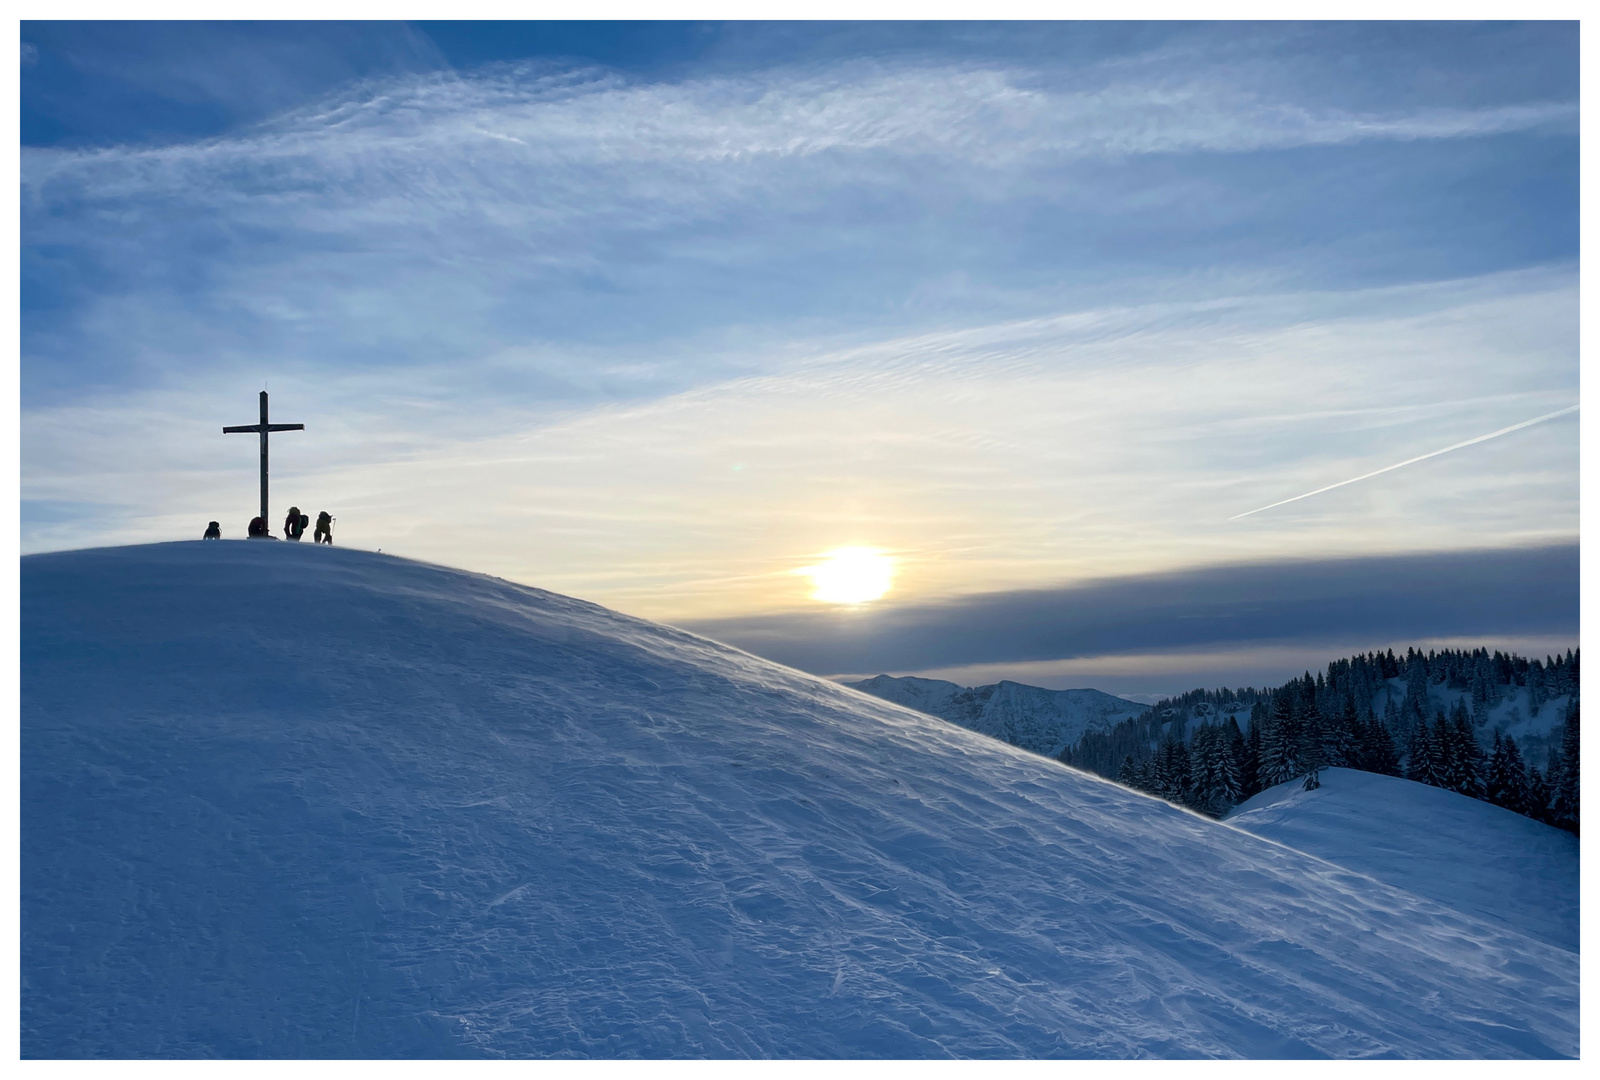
[[801, 547, 895, 605]]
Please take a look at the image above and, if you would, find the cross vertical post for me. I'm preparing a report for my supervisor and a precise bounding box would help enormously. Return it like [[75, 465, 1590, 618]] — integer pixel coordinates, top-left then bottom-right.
[[224, 390, 305, 531], [258, 391, 269, 525]]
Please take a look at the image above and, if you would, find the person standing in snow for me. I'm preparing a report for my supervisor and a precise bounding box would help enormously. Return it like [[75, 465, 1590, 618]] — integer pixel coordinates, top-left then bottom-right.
[[203, 521, 222, 539], [247, 516, 270, 538], [283, 506, 309, 541], [313, 511, 334, 545]]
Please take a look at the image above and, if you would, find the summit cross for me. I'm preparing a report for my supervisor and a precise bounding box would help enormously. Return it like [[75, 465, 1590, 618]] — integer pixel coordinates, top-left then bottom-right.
[[223, 390, 305, 527]]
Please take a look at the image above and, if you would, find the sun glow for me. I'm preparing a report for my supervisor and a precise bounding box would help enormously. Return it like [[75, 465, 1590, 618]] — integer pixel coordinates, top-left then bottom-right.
[[801, 547, 896, 605]]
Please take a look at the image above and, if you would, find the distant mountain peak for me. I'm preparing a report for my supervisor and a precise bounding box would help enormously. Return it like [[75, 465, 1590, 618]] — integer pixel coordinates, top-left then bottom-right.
[[845, 673, 1150, 759]]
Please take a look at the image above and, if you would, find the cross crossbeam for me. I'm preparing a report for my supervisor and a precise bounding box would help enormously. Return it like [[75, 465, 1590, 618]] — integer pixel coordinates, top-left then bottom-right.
[[224, 391, 304, 529]]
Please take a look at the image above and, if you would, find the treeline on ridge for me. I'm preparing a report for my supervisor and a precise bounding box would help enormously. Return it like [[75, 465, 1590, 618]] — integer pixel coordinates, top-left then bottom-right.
[[1057, 647, 1580, 833]]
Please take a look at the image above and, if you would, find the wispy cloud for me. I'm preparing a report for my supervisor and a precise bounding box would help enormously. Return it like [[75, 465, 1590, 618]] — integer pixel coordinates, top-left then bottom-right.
[[21, 34, 1578, 629], [23, 51, 1577, 406], [26, 60, 1576, 186], [22, 268, 1578, 619]]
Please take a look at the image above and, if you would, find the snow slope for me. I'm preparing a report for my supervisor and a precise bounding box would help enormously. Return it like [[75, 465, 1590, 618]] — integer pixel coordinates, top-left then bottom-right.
[[846, 675, 1148, 759], [1224, 768, 1578, 953], [22, 543, 1578, 1058]]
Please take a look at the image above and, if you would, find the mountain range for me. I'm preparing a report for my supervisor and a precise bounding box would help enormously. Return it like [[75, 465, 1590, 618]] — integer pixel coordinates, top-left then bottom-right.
[[842, 675, 1149, 759]]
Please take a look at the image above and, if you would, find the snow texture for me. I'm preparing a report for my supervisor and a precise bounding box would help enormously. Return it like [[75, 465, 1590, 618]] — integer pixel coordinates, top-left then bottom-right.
[[22, 543, 1578, 1058], [1225, 768, 1578, 953], [847, 674, 1149, 759]]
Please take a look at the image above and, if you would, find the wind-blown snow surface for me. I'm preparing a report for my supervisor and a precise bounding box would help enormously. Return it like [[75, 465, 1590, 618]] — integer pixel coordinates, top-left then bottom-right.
[[23, 543, 1577, 1058], [845, 674, 1148, 758], [1224, 768, 1578, 953]]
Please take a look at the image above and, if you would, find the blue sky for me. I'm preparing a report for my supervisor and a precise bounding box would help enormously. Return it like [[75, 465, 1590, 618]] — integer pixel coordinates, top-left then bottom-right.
[[20, 21, 1579, 693]]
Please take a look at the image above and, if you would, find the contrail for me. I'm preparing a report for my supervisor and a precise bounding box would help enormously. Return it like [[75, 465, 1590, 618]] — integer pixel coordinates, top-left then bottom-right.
[[1230, 404, 1579, 521]]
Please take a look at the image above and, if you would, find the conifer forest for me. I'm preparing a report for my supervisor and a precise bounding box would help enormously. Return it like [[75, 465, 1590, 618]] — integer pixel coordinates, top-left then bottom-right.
[[1061, 647, 1580, 833]]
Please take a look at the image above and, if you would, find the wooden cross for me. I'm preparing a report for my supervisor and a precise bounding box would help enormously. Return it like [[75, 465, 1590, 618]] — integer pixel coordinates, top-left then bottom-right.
[[223, 390, 304, 528]]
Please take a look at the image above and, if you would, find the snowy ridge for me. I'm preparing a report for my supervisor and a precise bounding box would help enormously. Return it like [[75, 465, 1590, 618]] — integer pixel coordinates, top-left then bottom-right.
[[22, 543, 1577, 1058], [847, 674, 1149, 758], [1224, 768, 1578, 952]]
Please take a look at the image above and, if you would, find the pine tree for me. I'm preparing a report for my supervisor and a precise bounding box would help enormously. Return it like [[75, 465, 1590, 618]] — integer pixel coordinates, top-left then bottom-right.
[[1525, 763, 1553, 824], [1407, 713, 1448, 789], [1184, 726, 1210, 809], [1383, 695, 1406, 749], [1152, 741, 1174, 798], [1331, 697, 1361, 769], [1485, 733, 1525, 812], [1498, 736, 1529, 814], [1186, 726, 1213, 812], [1478, 736, 1516, 812], [1240, 716, 1263, 800], [1190, 724, 1242, 816], [1117, 754, 1139, 789], [1170, 736, 1193, 803], [1259, 695, 1302, 787], [1404, 718, 1427, 783], [1154, 734, 1191, 803], [1406, 656, 1431, 723], [1221, 717, 1248, 810], [1550, 701, 1579, 835], [1222, 721, 1246, 808], [1300, 701, 1328, 789], [1471, 661, 1491, 710], [1445, 708, 1484, 798], [1127, 756, 1156, 795], [1362, 710, 1401, 776]]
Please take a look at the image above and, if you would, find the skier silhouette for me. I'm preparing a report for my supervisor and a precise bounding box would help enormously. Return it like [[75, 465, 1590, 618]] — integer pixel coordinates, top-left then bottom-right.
[[283, 506, 309, 541], [203, 521, 221, 540], [313, 511, 334, 545]]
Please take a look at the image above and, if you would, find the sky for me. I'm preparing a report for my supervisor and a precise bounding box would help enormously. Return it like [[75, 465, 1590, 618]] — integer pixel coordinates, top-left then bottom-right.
[[19, 21, 1580, 696]]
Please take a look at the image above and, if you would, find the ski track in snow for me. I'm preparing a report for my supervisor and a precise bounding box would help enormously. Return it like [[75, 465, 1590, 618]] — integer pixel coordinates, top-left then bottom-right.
[[21, 542, 1578, 1058]]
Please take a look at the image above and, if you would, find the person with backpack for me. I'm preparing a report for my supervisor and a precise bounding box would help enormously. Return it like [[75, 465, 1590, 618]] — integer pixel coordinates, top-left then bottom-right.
[[203, 521, 222, 540], [247, 516, 269, 538], [314, 511, 334, 545], [284, 506, 309, 541]]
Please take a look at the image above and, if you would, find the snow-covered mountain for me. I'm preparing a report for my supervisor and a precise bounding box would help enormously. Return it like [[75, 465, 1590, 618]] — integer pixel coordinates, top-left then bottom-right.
[[22, 543, 1577, 1058], [846, 675, 1148, 759], [1225, 769, 1578, 953]]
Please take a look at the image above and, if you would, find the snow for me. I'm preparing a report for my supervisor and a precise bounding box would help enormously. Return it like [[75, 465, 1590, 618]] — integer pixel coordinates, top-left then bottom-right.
[[1224, 768, 1578, 953], [22, 542, 1578, 1058], [847, 674, 1149, 759]]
